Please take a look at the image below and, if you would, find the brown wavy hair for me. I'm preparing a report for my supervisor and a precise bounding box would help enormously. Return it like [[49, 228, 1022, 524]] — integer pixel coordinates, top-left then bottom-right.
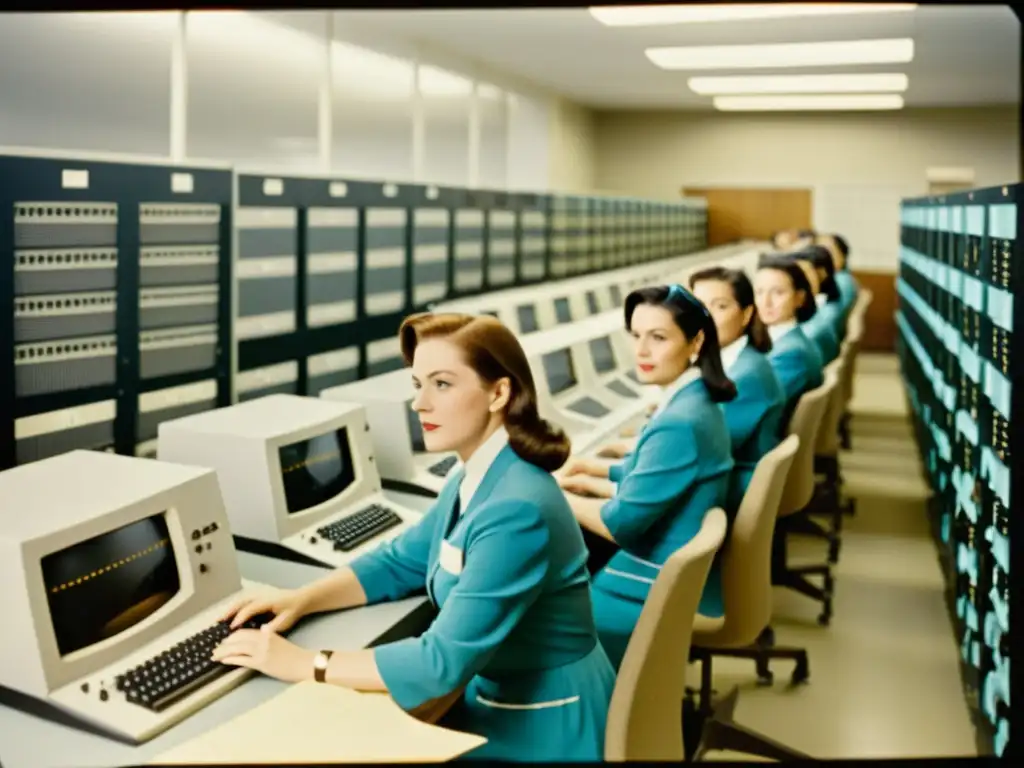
[[398, 312, 571, 473]]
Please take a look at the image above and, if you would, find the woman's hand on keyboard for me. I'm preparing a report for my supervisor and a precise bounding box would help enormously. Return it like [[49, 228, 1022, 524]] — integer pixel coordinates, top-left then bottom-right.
[[221, 588, 308, 634], [211, 626, 315, 684]]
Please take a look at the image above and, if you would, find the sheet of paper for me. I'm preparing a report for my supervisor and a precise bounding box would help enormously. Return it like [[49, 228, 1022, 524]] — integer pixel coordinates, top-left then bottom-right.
[[151, 682, 486, 764]]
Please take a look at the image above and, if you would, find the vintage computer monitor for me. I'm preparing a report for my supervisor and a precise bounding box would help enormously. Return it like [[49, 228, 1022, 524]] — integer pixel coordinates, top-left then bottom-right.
[[552, 295, 574, 325], [157, 395, 422, 569], [586, 333, 649, 403], [320, 370, 460, 497], [0, 450, 279, 744], [531, 345, 624, 444]]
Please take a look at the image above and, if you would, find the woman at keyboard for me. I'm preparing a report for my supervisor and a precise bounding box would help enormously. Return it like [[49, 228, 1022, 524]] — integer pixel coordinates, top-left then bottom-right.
[[552, 284, 736, 669], [754, 255, 825, 430], [215, 312, 616, 763], [788, 247, 841, 365], [689, 266, 786, 518]]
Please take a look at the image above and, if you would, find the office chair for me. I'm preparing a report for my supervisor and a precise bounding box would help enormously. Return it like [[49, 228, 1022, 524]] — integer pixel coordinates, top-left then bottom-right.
[[604, 508, 728, 762], [772, 371, 838, 626], [803, 355, 850, 564], [837, 289, 873, 450], [686, 436, 812, 762]]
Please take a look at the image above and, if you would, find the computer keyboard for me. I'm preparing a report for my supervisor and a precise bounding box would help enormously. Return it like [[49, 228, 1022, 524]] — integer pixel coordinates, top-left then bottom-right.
[[315, 504, 403, 551], [115, 612, 276, 713], [428, 455, 459, 477]]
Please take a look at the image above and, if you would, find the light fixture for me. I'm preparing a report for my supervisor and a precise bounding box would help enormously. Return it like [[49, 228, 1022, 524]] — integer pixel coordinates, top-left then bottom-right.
[[689, 73, 909, 95], [713, 94, 905, 111], [590, 3, 916, 27], [647, 38, 914, 70]]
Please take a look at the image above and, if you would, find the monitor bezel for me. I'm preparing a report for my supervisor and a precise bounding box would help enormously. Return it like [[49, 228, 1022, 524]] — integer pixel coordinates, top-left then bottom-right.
[[265, 411, 372, 540], [22, 494, 203, 693]]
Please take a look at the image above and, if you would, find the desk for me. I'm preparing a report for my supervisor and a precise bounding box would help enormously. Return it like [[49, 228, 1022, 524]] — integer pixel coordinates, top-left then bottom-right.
[[0, 550, 434, 768]]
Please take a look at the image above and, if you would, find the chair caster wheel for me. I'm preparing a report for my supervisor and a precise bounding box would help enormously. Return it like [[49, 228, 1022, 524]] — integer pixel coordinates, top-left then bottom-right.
[[756, 671, 774, 686], [817, 611, 832, 627], [791, 660, 810, 685]]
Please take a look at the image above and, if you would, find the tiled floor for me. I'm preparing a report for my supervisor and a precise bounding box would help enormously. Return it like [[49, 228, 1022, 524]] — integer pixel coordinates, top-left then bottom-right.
[[699, 354, 978, 761]]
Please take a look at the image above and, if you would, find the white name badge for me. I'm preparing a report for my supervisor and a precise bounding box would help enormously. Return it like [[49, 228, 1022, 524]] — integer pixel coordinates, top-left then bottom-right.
[[439, 540, 464, 575]]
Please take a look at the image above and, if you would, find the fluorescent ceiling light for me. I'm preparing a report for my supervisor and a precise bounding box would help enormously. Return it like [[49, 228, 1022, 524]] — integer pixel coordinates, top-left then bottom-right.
[[689, 73, 909, 94], [590, 3, 916, 26], [647, 38, 914, 70], [713, 94, 905, 111]]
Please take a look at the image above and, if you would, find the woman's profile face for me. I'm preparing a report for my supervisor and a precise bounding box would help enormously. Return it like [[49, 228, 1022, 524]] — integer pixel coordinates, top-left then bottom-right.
[[409, 338, 498, 455], [629, 303, 699, 387], [691, 279, 752, 349], [754, 269, 802, 326]]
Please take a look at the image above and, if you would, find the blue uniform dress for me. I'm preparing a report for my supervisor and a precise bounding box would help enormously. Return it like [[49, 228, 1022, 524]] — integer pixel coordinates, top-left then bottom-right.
[[349, 428, 616, 762], [834, 269, 860, 326], [801, 301, 841, 364], [766, 321, 825, 432], [719, 337, 785, 517], [589, 370, 733, 670]]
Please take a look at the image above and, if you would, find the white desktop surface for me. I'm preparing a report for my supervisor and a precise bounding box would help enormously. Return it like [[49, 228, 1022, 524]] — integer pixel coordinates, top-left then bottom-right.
[[0, 544, 433, 768]]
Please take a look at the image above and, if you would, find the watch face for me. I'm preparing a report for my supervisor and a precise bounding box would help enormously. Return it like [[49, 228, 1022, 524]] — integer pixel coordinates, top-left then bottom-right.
[[314, 653, 328, 670]]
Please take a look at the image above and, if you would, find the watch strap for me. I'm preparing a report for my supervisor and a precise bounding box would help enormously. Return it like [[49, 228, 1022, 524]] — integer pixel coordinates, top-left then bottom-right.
[[314, 649, 334, 683]]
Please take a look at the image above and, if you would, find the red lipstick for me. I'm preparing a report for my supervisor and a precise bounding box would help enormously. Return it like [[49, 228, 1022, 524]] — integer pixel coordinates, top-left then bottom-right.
[[422, 422, 440, 431]]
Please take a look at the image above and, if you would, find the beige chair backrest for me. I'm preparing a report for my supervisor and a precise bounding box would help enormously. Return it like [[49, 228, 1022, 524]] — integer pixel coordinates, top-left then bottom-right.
[[815, 356, 847, 457], [605, 508, 728, 762], [778, 370, 837, 517], [840, 288, 872, 406], [696, 436, 800, 649]]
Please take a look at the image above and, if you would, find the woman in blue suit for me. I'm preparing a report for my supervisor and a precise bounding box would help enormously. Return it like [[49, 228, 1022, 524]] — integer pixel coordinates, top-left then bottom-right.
[[689, 266, 786, 518], [754, 255, 825, 430], [214, 313, 616, 762], [554, 284, 736, 670], [818, 233, 860, 321], [790, 246, 842, 363]]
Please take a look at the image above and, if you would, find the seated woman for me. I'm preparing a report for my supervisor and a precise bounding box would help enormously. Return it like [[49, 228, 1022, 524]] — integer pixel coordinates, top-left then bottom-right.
[[794, 244, 843, 348], [214, 313, 616, 762], [754, 255, 825, 431], [689, 266, 786, 518], [552, 284, 736, 670], [789, 247, 842, 364], [818, 233, 860, 320]]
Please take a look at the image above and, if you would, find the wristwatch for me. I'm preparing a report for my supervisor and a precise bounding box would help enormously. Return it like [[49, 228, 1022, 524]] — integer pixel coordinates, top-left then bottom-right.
[[313, 650, 334, 683]]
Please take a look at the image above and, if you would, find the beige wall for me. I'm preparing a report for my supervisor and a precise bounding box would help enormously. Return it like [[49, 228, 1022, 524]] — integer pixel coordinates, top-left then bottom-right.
[[592, 106, 1019, 271], [548, 97, 598, 193]]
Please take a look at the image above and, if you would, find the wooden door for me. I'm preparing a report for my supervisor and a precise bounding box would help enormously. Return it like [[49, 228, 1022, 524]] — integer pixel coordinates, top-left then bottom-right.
[[682, 187, 813, 246]]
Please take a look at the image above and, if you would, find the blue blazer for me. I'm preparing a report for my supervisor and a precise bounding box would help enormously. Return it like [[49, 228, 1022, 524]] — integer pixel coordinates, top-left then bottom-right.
[[835, 270, 860, 322], [350, 445, 616, 762], [590, 376, 733, 669], [722, 345, 785, 515], [802, 307, 841, 364], [767, 325, 824, 432]]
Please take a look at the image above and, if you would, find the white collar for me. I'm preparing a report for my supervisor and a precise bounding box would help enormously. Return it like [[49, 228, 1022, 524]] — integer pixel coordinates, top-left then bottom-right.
[[815, 293, 827, 307], [720, 336, 749, 373], [654, 366, 702, 417], [768, 319, 797, 342], [458, 426, 509, 512]]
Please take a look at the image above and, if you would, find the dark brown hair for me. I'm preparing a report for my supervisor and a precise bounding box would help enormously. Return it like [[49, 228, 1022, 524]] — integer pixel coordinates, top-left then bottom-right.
[[398, 312, 571, 473], [756, 254, 818, 324], [623, 285, 737, 404], [689, 266, 772, 354]]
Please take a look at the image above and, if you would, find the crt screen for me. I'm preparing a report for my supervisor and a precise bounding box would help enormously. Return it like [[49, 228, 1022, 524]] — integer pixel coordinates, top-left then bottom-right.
[[406, 400, 426, 453], [586, 291, 599, 315], [278, 428, 356, 514], [42, 512, 180, 657], [590, 336, 617, 374], [517, 304, 538, 333], [543, 349, 577, 395], [609, 285, 623, 307], [554, 297, 572, 324]]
